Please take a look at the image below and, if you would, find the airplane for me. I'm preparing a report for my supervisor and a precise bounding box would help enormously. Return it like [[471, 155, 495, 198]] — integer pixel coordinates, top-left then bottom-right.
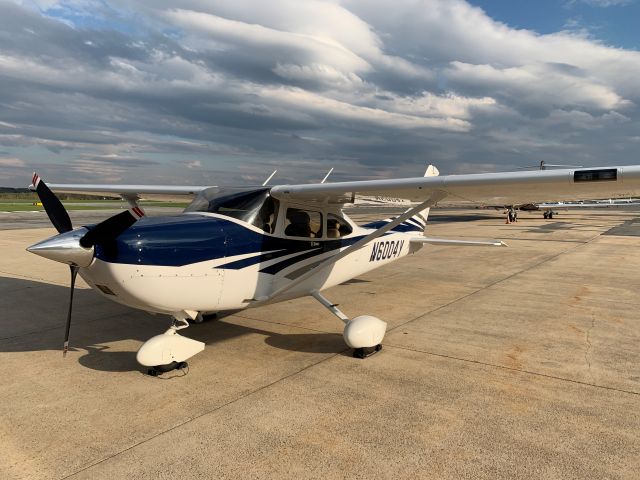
[[26, 164, 640, 375], [488, 164, 640, 221], [525, 199, 640, 219]]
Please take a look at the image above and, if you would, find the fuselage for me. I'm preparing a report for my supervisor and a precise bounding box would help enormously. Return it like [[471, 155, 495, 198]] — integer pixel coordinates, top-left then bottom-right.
[[78, 212, 423, 317]]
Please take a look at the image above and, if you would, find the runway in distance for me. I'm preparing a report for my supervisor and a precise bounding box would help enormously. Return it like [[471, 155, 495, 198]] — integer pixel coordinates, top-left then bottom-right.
[[26, 164, 640, 375]]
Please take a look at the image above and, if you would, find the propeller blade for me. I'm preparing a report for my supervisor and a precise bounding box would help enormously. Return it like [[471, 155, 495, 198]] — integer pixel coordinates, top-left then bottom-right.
[[31, 173, 73, 234], [63, 265, 79, 357], [79, 206, 145, 248]]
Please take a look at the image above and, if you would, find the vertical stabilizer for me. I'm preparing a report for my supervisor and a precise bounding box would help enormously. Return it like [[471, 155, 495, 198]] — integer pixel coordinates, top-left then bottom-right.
[[412, 164, 439, 234]]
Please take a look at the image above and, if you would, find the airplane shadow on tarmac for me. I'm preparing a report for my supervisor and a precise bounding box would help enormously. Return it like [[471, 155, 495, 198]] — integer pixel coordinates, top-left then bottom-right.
[[0, 276, 346, 374]]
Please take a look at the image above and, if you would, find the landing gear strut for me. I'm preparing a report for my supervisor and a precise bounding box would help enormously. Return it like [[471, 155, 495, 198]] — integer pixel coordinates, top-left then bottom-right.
[[311, 291, 386, 359]]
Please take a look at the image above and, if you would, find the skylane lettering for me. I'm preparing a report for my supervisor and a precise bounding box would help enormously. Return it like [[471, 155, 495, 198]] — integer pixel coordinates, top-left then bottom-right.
[[370, 240, 404, 262]]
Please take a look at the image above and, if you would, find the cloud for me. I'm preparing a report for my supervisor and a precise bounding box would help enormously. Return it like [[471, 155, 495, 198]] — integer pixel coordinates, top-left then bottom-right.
[[0, 157, 26, 167], [180, 159, 202, 169], [0, 0, 639, 186], [565, 0, 633, 7]]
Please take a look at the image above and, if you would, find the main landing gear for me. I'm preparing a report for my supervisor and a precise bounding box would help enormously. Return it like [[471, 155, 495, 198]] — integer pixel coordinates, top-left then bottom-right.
[[311, 291, 386, 359], [543, 211, 555, 219], [353, 344, 383, 359], [136, 316, 205, 376], [146, 361, 189, 377]]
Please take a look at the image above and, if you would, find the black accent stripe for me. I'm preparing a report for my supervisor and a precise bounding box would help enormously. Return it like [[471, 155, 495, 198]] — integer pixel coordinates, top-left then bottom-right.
[[259, 248, 324, 275]]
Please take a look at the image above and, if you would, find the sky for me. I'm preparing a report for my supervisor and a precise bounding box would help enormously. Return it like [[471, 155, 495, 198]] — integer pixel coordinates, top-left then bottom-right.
[[1, 0, 640, 186]]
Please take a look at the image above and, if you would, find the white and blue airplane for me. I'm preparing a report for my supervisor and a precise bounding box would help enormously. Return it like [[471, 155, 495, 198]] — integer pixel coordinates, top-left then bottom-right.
[[26, 164, 640, 375]]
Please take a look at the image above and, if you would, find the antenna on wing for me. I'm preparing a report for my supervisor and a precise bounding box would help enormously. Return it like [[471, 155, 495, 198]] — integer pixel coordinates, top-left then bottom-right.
[[320, 168, 334, 184], [262, 170, 278, 186], [516, 160, 583, 170]]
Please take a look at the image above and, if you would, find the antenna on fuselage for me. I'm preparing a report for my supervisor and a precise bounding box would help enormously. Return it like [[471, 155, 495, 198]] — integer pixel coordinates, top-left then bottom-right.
[[262, 169, 278, 186]]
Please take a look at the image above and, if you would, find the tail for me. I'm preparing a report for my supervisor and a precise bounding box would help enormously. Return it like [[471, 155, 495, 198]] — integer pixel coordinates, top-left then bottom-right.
[[407, 164, 439, 234]]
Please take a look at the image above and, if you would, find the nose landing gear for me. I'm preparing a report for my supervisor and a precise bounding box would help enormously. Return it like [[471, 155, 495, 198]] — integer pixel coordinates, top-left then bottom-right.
[[137, 316, 205, 376], [147, 361, 189, 377]]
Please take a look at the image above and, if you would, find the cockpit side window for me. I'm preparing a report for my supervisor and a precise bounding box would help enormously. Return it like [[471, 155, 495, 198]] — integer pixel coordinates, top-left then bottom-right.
[[284, 208, 323, 238], [326, 213, 353, 238], [254, 196, 279, 234], [184, 187, 279, 233]]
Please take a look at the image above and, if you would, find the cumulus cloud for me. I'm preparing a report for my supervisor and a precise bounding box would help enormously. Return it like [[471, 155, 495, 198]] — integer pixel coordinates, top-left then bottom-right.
[[566, 0, 633, 7], [0, 0, 639, 186], [0, 157, 26, 167]]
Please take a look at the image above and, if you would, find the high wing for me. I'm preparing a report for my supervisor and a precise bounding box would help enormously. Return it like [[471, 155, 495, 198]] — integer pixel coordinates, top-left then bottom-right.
[[31, 183, 208, 203], [269, 166, 640, 205], [36, 166, 640, 206]]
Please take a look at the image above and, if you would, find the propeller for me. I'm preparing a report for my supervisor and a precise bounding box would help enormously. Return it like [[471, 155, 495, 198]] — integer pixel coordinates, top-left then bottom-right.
[[31, 173, 72, 234], [79, 206, 144, 248], [30, 173, 145, 356], [63, 266, 79, 357]]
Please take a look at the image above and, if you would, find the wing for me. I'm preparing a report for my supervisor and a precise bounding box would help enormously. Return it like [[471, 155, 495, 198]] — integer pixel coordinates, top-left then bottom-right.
[[270, 166, 640, 205], [30, 183, 209, 202]]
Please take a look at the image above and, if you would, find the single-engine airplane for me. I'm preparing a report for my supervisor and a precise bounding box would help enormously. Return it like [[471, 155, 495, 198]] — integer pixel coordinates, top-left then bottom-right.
[[26, 164, 640, 375]]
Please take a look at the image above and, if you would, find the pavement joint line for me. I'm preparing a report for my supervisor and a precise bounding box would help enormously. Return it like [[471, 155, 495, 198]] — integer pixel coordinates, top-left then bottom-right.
[[485, 284, 640, 307], [233, 313, 339, 336], [383, 343, 640, 397], [584, 313, 596, 384], [488, 237, 586, 244], [60, 350, 346, 480], [0, 269, 85, 288], [387, 231, 604, 335], [0, 310, 138, 342]]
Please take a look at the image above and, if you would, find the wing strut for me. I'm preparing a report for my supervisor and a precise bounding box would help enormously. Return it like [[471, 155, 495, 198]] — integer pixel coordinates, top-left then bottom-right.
[[253, 190, 447, 305]]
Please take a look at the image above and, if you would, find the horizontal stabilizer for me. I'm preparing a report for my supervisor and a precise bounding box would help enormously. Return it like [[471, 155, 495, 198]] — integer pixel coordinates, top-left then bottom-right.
[[412, 237, 507, 247]]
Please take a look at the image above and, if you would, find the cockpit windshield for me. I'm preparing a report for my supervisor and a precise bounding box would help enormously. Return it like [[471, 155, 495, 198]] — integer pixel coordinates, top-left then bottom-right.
[[184, 187, 279, 233]]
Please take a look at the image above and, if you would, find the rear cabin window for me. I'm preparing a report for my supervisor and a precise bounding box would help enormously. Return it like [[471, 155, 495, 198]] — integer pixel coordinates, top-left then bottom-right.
[[326, 213, 353, 238], [284, 208, 323, 238]]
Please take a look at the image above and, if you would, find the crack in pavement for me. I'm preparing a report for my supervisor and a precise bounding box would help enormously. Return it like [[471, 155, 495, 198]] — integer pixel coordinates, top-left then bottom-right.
[[584, 313, 596, 384]]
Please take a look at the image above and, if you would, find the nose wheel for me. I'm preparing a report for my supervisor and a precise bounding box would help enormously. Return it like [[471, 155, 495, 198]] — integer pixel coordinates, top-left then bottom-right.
[[353, 344, 383, 359], [147, 361, 189, 376]]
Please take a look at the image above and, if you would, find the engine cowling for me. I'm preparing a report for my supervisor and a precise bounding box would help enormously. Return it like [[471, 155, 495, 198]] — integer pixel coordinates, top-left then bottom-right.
[[343, 315, 387, 348]]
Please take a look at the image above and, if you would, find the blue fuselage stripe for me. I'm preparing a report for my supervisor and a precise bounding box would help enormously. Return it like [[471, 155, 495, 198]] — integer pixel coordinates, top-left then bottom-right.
[[93, 215, 391, 269]]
